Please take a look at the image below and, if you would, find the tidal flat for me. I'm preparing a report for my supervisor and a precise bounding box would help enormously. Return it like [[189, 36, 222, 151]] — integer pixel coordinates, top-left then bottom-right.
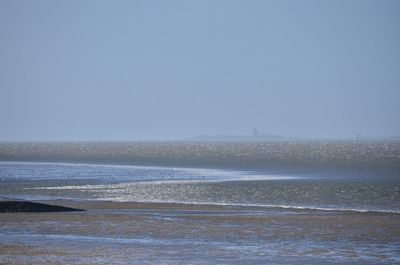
[[1, 200, 400, 265]]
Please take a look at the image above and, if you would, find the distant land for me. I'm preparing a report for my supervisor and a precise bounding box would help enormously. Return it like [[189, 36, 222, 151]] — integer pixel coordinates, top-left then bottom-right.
[[189, 131, 400, 141], [189, 134, 288, 141]]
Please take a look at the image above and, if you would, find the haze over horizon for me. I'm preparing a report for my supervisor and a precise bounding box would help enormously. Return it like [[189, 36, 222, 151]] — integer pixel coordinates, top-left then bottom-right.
[[1, 0, 399, 141]]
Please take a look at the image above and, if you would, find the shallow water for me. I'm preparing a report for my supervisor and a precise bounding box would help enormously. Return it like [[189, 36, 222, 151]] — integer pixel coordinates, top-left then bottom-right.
[[1, 162, 399, 213], [1, 161, 400, 264]]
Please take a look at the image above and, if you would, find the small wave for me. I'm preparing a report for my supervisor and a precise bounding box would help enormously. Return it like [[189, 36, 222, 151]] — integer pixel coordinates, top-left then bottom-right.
[[26, 184, 114, 190], [94, 198, 400, 215], [25, 174, 301, 191]]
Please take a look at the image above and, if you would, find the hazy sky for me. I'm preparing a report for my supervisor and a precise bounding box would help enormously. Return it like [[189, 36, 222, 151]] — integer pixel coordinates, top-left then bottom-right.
[[1, 0, 399, 141]]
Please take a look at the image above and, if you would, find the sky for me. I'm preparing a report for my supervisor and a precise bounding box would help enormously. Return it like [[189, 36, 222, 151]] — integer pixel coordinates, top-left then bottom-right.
[[0, 0, 399, 141]]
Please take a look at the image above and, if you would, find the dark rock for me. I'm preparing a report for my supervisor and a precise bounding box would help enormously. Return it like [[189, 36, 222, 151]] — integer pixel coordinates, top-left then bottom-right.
[[0, 201, 84, 212]]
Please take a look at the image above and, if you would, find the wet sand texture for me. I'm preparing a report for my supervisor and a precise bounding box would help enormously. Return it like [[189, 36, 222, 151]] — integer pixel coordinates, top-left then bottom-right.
[[1, 200, 399, 264]]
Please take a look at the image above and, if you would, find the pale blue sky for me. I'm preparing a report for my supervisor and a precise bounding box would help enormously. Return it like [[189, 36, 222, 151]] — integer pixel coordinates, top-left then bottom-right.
[[1, 0, 399, 140]]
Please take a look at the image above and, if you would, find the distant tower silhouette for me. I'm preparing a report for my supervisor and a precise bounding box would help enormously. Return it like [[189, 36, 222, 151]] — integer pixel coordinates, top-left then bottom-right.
[[252, 128, 259, 137]]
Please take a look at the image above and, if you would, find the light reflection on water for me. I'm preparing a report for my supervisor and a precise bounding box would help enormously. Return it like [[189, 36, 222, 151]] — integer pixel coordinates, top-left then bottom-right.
[[0, 162, 399, 213], [1, 162, 400, 264]]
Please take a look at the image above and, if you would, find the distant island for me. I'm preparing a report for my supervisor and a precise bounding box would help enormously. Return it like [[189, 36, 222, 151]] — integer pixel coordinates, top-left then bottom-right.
[[189, 134, 287, 141], [189, 130, 400, 141]]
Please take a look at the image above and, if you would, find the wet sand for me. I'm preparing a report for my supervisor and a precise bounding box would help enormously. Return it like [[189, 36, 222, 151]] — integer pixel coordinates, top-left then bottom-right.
[[1, 200, 399, 264]]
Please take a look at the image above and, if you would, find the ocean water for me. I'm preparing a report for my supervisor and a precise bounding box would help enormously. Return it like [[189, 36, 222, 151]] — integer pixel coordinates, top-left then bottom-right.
[[0, 161, 399, 213]]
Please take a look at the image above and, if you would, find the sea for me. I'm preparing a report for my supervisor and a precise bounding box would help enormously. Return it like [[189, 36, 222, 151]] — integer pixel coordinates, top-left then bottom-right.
[[0, 141, 399, 264], [0, 161, 399, 214]]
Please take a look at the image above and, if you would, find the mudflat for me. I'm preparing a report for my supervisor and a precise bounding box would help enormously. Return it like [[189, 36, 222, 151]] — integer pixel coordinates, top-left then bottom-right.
[[1, 200, 399, 264]]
